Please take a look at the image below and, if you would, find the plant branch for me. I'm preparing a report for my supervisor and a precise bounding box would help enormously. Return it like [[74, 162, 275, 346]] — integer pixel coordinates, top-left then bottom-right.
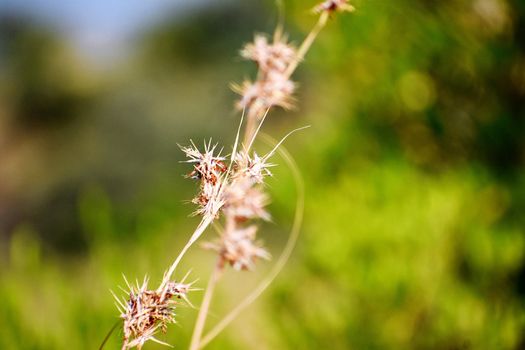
[[199, 135, 304, 348], [99, 320, 120, 350], [162, 216, 214, 288], [284, 11, 329, 78], [189, 258, 224, 350]]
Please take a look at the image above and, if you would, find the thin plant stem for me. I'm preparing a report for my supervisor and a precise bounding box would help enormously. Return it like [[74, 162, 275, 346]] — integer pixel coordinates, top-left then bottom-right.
[[227, 108, 245, 175], [199, 135, 304, 348], [243, 11, 329, 146], [243, 108, 258, 146], [246, 107, 271, 152], [189, 258, 224, 350], [274, 0, 285, 41], [193, 10, 320, 335], [162, 216, 214, 287], [284, 11, 329, 78], [99, 320, 120, 350], [262, 125, 310, 162]]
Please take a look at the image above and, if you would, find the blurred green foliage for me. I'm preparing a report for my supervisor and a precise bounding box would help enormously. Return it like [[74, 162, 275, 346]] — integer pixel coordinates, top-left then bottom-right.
[[0, 0, 524, 349]]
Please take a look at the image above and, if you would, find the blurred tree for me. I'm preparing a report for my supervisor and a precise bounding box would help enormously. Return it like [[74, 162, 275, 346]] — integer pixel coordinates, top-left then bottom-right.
[[0, 14, 95, 128]]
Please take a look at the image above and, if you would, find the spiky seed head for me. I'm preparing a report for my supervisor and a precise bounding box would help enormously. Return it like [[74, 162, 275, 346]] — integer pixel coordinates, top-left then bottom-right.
[[234, 76, 296, 114], [223, 177, 270, 222], [313, 0, 355, 13], [234, 151, 274, 184], [181, 141, 228, 219], [116, 276, 193, 349], [180, 141, 227, 185], [204, 225, 271, 271], [235, 33, 297, 116], [191, 179, 225, 219], [241, 34, 297, 73]]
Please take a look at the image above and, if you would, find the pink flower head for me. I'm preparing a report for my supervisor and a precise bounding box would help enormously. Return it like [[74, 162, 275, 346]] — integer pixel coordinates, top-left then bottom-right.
[[114, 276, 194, 349], [241, 34, 297, 73], [313, 0, 355, 13], [204, 225, 271, 271], [223, 177, 270, 222]]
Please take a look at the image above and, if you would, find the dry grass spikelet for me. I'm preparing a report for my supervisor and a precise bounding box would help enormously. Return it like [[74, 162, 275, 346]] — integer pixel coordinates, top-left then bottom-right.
[[203, 225, 271, 271], [113, 275, 195, 349], [223, 177, 271, 222], [234, 33, 298, 121], [240, 34, 297, 73], [313, 0, 355, 14], [181, 141, 228, 219]]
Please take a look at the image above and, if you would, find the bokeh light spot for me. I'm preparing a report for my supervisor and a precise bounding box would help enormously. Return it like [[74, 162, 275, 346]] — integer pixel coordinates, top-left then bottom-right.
[[398, 71, 436, 112]]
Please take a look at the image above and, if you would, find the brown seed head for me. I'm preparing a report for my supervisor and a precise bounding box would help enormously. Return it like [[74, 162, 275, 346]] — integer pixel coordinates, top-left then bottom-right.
[[181, 141, 227, 185], [235, 33, 297, 116], [181, 141, 227, 219], [204, 225, 271, 271], [115, 276, 193, 349], [234, 76, 296, 114], [313, 0, 355, 13], [234, 151, 274, 184], [241, 34, 297, 73], [223, 177, 270, 222]]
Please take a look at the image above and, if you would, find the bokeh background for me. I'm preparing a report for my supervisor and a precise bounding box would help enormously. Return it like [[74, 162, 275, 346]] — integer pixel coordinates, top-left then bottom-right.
[[1, 0, 524, 349]]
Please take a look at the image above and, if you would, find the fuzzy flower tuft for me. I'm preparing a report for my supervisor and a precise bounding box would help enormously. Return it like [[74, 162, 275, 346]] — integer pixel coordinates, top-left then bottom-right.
[[223, 177, 271, 222], [234, 34, 297, 118], [313, 0, 355, 13], [241, 34, 297, 74], [233, 75, 296, 113], [233, 151, 274, 184], [204, 225, 271, 271], [181, 140, 227, 185], [181, 141, 227, 219], [114, 275, 195, 350]]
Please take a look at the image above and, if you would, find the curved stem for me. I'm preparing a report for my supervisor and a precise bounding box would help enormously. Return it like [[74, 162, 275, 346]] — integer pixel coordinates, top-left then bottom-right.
[[274, 0, 285, 41], [199, 135, 304, 348], [246, 107, 271, 153], [161, 216, 213, 288], [189, 258, 224, 350], [243, 107, 262, 146], [284, 11, 329, 78], [99, 320, 120, 350]]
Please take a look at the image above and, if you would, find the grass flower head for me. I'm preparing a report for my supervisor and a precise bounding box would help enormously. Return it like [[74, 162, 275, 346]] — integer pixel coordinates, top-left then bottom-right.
[[204, 225, 271, 271], [314, 0, 355, 14], [114, 276, 194, 350]]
